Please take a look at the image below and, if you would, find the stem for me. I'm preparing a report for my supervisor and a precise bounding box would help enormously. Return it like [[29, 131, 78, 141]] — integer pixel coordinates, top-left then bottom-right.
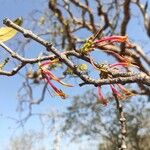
[[114, 94, 127, 150]]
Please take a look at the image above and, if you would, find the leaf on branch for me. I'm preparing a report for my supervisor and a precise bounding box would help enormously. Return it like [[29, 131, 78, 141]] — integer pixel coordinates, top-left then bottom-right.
[[0, 17, 23, 42]]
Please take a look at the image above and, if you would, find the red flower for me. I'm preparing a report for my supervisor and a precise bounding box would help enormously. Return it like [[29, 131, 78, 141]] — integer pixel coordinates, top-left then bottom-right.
[[95, 35, 128, 44], [39, 59, 73, 99], [98, 86, 108, 106], [44, 74, 67, 99], [110, 84, 122, 98]]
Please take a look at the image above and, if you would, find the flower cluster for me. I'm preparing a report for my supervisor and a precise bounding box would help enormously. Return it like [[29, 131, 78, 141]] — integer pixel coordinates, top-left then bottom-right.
[[98, 83, 135, 106], [81, 35, 128, 54], [39, 59, 73, 99], [81, 35, 136, 105]]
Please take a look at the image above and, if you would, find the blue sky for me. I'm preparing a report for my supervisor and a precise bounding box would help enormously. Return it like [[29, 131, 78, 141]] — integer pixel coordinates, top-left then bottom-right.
[[0, 0, 150, 149], [0, 0, 48, 148]]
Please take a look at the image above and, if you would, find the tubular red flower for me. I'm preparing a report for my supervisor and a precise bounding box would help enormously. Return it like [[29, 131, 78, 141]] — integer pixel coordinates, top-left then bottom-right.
[[99, 50, 139, 68], [44, 75, 67, 99], [110, 62, 131, 68], [39, 59, 73, 99], [110, 84, 122, 97], [95, 35, 128, 44], [117, 84, 128, 92], [98, 86, 108, 106], [110, 62, 139, 68], [102, 50, 129, 62], [117, 84, 135, 97], [42, 69, 73, 87], [40, 59, 59, 67]]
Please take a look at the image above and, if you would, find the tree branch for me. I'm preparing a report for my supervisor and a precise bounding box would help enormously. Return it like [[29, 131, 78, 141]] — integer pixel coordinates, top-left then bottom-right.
[[114, 94, 127, 150]]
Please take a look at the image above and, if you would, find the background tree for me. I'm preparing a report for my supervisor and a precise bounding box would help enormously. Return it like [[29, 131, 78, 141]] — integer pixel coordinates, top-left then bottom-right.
[[7, 131, 45, 150], [63, 90, 150, 150]]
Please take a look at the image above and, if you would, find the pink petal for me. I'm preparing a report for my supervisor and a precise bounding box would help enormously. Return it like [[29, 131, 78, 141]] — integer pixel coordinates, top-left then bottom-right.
[[98, 86, 108, 106], [95, 35, 127, 44], [110, 84, 122, 97]]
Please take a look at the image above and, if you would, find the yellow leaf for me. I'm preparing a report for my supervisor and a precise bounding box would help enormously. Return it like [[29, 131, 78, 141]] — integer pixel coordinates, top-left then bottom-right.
[[0, 17, 23, 42]]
